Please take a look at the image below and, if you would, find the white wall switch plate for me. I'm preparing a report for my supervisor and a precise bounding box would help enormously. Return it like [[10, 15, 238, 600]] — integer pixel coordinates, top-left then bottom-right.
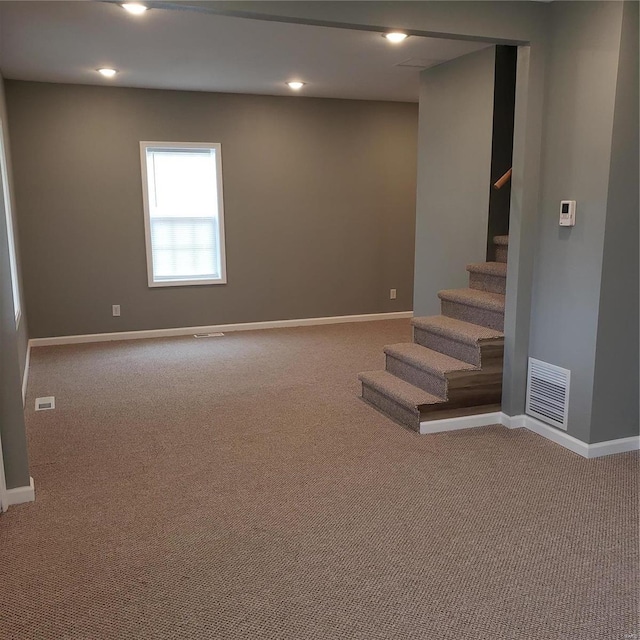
[[112, 304, 121, 317]]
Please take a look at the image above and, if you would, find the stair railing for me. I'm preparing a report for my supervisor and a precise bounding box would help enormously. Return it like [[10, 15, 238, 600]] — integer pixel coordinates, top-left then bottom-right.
[[493, 167, 512, 190]]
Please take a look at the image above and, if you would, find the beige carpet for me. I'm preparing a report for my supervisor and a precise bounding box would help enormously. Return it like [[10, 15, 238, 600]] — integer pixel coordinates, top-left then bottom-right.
[[1, 319, 638, 639]]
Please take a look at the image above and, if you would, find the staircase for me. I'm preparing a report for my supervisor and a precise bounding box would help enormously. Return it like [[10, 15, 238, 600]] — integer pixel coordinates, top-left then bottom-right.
[[359, 235, 509, 432]]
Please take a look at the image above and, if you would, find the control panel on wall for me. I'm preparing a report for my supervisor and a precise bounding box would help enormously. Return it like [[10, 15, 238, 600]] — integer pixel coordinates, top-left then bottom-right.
[[559, 200, 576, 226]]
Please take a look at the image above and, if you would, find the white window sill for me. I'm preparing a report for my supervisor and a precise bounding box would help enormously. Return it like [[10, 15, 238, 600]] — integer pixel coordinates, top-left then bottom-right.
[[148, 277, 227, 288]]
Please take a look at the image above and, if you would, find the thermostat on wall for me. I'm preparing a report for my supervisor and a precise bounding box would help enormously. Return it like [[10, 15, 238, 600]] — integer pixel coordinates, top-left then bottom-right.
[[560, 200, 576, 226]]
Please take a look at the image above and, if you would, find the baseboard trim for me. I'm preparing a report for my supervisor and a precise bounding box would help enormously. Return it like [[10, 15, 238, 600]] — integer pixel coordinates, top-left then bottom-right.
[[499, 412, 522, 430], [29, 311, 414, 348], [22, 342, 31, 406], [501, 413, 640, 459], [419, 412, 503, 435], [5, 477, 35, 506], [419, 410, 639, 458], [585, 436, 640, 458]]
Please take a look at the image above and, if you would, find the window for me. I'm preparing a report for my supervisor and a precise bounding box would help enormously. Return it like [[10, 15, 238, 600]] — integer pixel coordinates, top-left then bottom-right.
[[140, 142, 227, 287], [0, 122, 21, 324]]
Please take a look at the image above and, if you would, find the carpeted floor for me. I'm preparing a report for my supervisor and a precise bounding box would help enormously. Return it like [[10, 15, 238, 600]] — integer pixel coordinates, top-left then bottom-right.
[[1, 319, 638, 639]]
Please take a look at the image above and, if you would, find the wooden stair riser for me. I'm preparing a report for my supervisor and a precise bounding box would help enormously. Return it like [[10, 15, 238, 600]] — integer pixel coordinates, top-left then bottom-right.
[[385, 355, 447, 398], [476, 340, 505, 368], [413, 326, 482, 367], [419, 402, 502, 422], [495, 246, 508, 263], [444, 344, 503, 405], [469, 271, 506, 295], [441, 300, 504, 332], [361, 383, 421, 432], [387, 339, 503, 405], [417, 346, 503, 421]]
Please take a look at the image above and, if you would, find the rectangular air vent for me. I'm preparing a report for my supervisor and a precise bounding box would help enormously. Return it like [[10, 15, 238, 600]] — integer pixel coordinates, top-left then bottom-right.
[[395, 58, 441, 69], [194, 332, 224, 338], [35, 396, 55, 411], [526, 358, 570, 430]]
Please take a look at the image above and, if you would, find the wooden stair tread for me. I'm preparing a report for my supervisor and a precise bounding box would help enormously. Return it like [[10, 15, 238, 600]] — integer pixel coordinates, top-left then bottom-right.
[[411, 315, 504, 345], [358, 371, 444, 410], [438, 288, 505, 313]]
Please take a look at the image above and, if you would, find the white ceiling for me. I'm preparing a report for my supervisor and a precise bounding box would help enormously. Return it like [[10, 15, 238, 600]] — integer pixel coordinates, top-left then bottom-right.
[[0, 1, 490, 102]]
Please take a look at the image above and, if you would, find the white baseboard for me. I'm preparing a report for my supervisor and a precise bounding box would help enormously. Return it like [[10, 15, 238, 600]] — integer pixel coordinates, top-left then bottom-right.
[[584, 436, 640, 458], [419, 411, 639, 459], [419, 411, 503, 435], [499, 412, 522, 430], [22, 342, 31, 406], [29, 311, 414, 348], [5, 477, 35, 507], [502, 413, 640, 459]]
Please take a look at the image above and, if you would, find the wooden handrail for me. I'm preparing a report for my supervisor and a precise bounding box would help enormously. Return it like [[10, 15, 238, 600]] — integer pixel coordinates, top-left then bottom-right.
[[493, 167, 512, 190]]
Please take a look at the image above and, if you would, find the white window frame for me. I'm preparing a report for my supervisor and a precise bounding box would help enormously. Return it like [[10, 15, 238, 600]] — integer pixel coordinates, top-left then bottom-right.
[[0, 121, 21, 325], [139, 141, 227, 288]]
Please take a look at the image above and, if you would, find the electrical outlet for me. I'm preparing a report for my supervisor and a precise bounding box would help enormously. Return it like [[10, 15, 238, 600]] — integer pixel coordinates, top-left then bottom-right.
[[112, 304, 121, 317], [390, 289, 397, 300]]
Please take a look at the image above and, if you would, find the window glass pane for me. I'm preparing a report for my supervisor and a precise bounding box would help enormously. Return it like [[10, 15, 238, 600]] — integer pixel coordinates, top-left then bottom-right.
[[148, 150, 217, 219], [150, 217, 218, 280]]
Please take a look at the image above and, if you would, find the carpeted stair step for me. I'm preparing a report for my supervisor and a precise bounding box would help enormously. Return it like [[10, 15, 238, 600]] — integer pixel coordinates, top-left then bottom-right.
[[466, 261, 507, 295], [412, 315, 504, 366], [359, 370, 444, 431], [494, 235, 509, 264], [384, 342, 476, 398], [358, 235, 509, 430], [438, 288, 505, 331]]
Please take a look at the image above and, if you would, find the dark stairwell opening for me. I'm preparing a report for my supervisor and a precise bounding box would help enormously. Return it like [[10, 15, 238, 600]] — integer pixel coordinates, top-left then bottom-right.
[[486, 45, 518, 262]]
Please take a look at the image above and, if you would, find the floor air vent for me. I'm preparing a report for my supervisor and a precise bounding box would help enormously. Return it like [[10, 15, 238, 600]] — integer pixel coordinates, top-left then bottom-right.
[[526, 358, 570, 430], [194, 333, 225, 338], [35, 396, 56, 411]]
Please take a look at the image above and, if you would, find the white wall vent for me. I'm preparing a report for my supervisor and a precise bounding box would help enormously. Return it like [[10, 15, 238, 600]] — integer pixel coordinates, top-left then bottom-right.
[[35, 396, 56, 411], [526, 358, 570, 430], [193, 332, 224, 338], [395, 58, 440, 69]]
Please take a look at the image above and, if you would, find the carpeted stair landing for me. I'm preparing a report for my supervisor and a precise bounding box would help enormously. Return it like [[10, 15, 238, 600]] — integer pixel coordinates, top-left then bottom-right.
[[359, 235, 509, 431]]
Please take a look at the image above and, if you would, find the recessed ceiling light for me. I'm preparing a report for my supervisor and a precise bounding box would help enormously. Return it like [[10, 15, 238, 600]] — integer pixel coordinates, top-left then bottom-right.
[[384, 32, 409, 43], [121, 3, 148, 14], [97, 68, 118, 78], [286, 81, 305, 90]]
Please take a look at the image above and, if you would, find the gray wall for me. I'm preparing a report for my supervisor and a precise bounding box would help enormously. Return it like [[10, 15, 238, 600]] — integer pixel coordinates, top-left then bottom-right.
[[590, 0, 639, 442], [528, 1, 631, 443], [413, 46, 495, 317], [224, 1, 636, 444], [6, 82, 418, 338], [0, 78, 28, 381], [4, 2, 636, 447], [201, 1, 546, 434], [0, 74, 30, 490]]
